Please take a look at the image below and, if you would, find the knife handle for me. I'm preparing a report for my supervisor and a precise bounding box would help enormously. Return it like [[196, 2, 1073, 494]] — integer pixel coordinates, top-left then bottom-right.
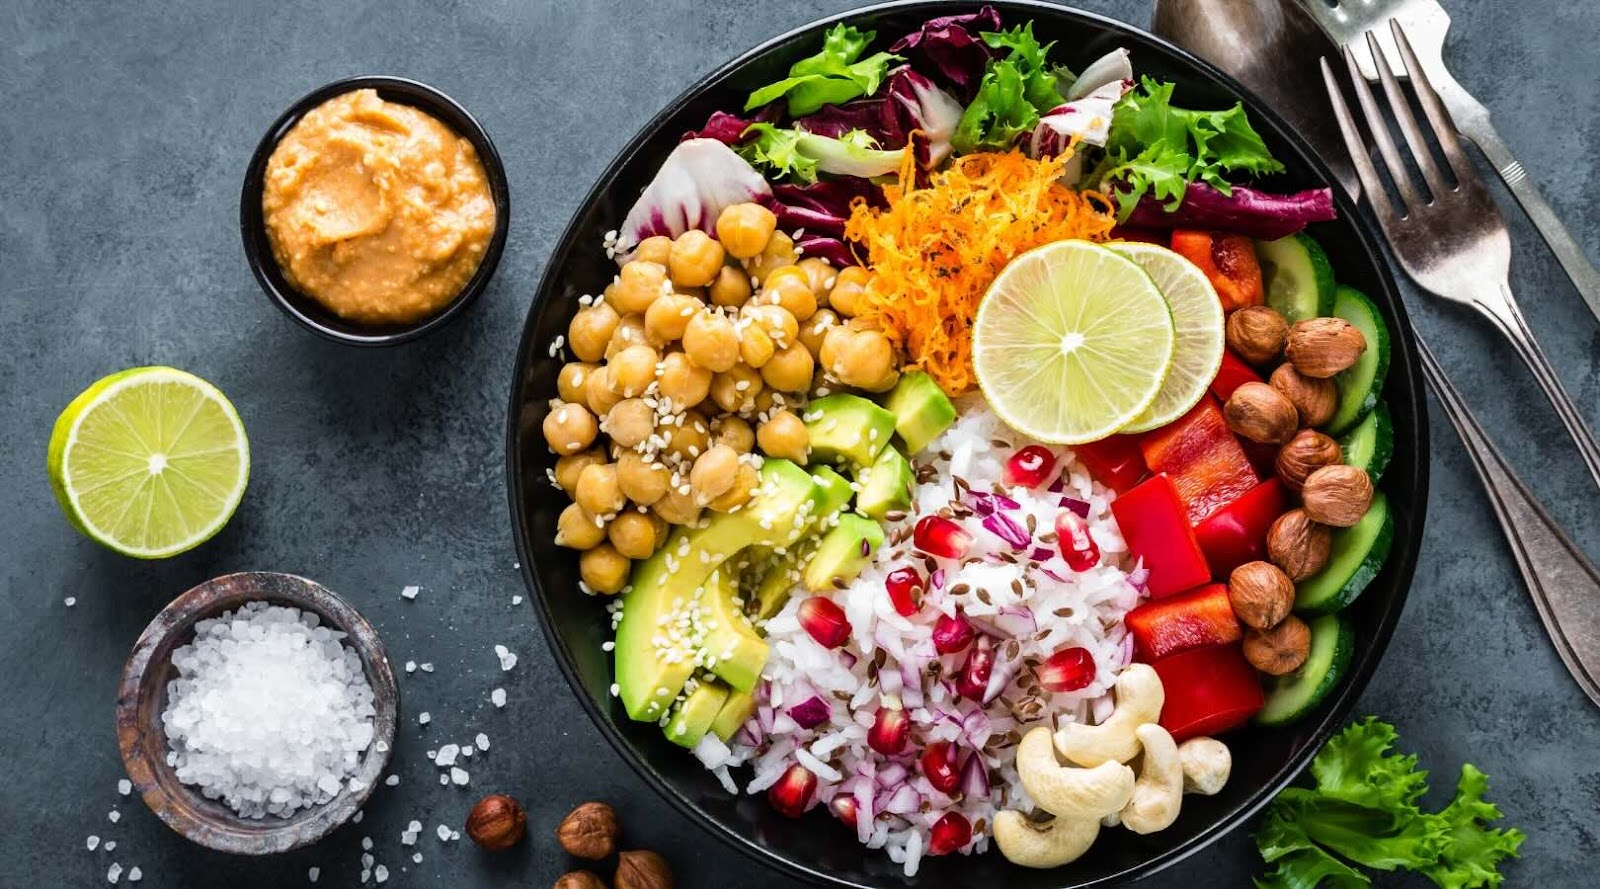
[[1418, 337, 1600, 705]]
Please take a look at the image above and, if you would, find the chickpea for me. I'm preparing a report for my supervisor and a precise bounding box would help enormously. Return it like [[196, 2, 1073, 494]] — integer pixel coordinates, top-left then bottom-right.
[[745, 230, 798, 285], [652, 486, 703, 526], [708, 463, 759, 512], [711, 416, 755, 453], [761, 343, 815, 393], [608, 511, 659, 560], [797, 257, 836, 302], [553, 448, 605, 494], [742, 303, 799, 349], [739, 323, 775, 368], [584, 364, 624, 415], [757, 410, 810, 463], [689, 444, 740, 503], [820, 326, 895, 390], [611, 343, 660, 398], [568, 302, 621, 363], [711, 365, 764, 414], [668, 230, 726, 289], [798, 308, 838, 358], [663, 410, 711, 462], [648, 513, 670, 547], [860, 365, 901, 393], [557, 362, 597, 403], [605, 398, 656, 448], [543, 402, 598, 455], [604, 313, 648, 360], [633, 235, 673, 266], [760, 266, 818, 322], [579, 544, 630, 594], [656, 351, 711, 409], [828, 265, 872, 318], [575, 463, 626, 517], [709, 264, 754, 308], [749, 388, 787, 419], [611, 260, 668, 315], [644, 292, 701, 345], [682, 309, 740, 372], [616, 450, 670, 506], [555, 502, 607, 550], [716, 203, 778, 259]]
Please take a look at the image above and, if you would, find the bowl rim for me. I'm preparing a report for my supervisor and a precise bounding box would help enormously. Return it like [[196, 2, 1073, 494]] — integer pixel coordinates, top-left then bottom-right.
[[115, 571, 400, 855], [504, 2, 1428, 885], [238, 74, 510, 347]]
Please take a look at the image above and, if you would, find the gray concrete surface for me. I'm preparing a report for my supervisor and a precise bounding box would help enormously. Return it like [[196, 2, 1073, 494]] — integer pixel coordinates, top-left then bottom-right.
[[2, 0, 1597, 885]]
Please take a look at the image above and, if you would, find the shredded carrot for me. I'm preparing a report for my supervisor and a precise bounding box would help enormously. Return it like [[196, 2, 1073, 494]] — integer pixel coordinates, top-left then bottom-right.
[[844, 149, 1118, 395]]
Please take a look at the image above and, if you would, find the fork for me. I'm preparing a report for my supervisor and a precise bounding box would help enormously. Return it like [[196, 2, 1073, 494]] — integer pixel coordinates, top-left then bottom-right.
[[1319, 21, 1600, 491], [1298, 0, 1600, 327]]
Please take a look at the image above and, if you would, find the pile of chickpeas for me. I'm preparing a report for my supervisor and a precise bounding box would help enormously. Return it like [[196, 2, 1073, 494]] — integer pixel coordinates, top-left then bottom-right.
[[541, 202, 903, 595]]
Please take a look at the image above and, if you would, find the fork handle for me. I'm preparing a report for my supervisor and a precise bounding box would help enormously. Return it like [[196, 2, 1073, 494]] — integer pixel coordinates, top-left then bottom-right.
[[1472, 287, 1600, 490], [1461, 120, 1600, 328]]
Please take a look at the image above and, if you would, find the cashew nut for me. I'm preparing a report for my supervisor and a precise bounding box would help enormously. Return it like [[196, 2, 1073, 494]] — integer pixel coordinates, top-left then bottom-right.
[[1053, 664, 1165, 766], [992, 810, 1101, 868], [1016, 726, 1135, 818], [1119, 724, 1183, 834], [1178, 737, 1232, 796]]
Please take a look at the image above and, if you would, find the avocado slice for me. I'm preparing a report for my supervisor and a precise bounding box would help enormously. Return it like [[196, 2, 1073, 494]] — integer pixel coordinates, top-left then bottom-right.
[[880, 371, 956, 454], [855, 446, 914, 521], [802, 512, 886, 593], [750, 554, 802, 622], [614, 460, 818, 722], [664, 680, 729, 749], [810, 464, 856, 515], [739, 465, 855, 624], [710, 689, 758, 742], [805, 394, 897, 467], [698, 569, 767, 693]]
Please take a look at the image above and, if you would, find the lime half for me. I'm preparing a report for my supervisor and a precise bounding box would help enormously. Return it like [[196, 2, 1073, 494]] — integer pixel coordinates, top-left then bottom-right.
[[48, 367, 250, 559], [973, 240, 1175, 444], [1107, 242, 1226, 433]]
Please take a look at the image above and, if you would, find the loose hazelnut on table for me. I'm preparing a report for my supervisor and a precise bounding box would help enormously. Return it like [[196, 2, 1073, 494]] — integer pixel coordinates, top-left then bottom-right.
[[1300, 464, 1374, 527], [1224, 381, 1299, 444], [1276, 429, 1343, 491], [1267, 508, 1333, 581], [616, 849, 675, 889], [466, 794, 527, 851], [1227, 561, 1296, 630], [1225, 305, 1289, 365], [557, 801, 619, 860], [1269, 363, 1338, 428], [1286, 317, 1366, 378], [555, 873, 607, 889], [1243, 614, 1312, 675]]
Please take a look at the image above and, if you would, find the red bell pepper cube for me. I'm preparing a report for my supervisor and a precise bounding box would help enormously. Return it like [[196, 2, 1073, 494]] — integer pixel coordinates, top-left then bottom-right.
[[1110, 475, 1211, 598], [1139, 397, 1260, 526], [1149, 644, 1265, 742], [1209, 350, 1262, 403], [1194, 479, 1288, 576], [1170, 229, 1265, 312], [1125, 584, 1242, 663], [1072, 434, 1147, 494]]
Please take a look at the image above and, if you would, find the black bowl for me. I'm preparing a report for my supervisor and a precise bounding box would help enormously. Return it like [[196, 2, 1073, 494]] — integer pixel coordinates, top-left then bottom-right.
[[507, 3, 1427, 885], [240, 75, 510, 346]]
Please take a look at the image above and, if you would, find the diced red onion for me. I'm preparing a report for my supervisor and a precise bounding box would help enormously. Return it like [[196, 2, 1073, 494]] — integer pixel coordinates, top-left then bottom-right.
[[883, 784, 922, 815], [1029, 546, 1055, 562], [981, 513, 1030, 550], [757, 704, 775, 733], [1047, 477, 1066, 494], [930, 568, 946, 589], [1117, 633, 1135, 668], [1041, 567, 1072, 583], [958, 752, 990, 799], [879, 664, 904, 699], [1128, 566, 1151, 592], [966, 490, 1020, 516], [982, 656, 1016, 704], [1059, 496, 1090, 518], [899, 660, 925, 709], [788, 695, 831, 729], [991, 605, 1037, 638], [876, 762, 909, 787], [839, 649, 859, 670]]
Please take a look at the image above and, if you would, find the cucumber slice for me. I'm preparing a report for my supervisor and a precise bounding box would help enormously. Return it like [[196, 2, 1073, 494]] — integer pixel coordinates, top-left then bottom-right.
[[1257, 233, 1336, 323], [1257, 613, 1354, 726], [1295, 492, 1393, 614], [1326, 286, 1391, 434], [1339, 401, 1394, 482]]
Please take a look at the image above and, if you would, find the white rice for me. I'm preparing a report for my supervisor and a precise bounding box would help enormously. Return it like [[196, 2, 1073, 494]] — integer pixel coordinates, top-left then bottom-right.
[[697, 397, 1147, 874]]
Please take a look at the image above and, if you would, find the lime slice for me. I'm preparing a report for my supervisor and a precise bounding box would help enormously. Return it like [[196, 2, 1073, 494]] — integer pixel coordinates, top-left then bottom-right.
[[48, 367, 250, 559], [1107, 242, 1226, 433], [973, 240, 1175, 444]]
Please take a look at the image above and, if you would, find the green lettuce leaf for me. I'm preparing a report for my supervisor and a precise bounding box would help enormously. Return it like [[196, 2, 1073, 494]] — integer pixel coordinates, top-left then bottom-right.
[[1421, 765, 1527, 889], [1255, 848, 1372, 889], [745, 24, 900, 116], [1092, 141, 1191, 219], [1311, 717, 1432, 812], [738, 124, 904, 185], [950, 23, 1066, 153]]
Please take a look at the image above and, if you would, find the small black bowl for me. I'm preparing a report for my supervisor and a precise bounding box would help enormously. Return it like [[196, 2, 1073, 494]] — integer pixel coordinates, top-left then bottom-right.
[[240, 75, 510, 346]]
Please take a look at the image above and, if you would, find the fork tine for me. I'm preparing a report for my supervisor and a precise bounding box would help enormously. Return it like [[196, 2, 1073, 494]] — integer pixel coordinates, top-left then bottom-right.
[[1320, 56, 1399, 224], [1390, 19, 1474, 180], [1365, 30, 1449, 200], [1342, 45, 1421, 213]]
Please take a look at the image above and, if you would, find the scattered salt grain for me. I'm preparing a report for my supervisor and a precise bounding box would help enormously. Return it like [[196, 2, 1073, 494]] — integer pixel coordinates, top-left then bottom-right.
[[452, 831, 460, 841], [460, 746, 472, 758], [104, 841, 116, 852], [400, 586, 420, 601], [64, 597, 77, 607], [385, 775, 399, 787], [494, 644, 518, 671], [117, 779, 131, 796], [374, 864, 389, 883], [86, 836, 100, 851], [107, 863, 122, 884], [450, 767, 469, 786], [404, 661, 417, 673], [418, 712, 431, 725], [439, 774, 449, 785], [108, 810, 120, 823], [491, 688, 507, 708], [412, 853, 423, 864], [436, 824, 452, 842], [352, 810, 364, 823], [361, 836, 373, 850], [126, 867, 142, 883], [434, 744, 459, 767], [511, 595, 523, 605], [308, 866, 320, 883], [475, 733, 490, 752], [419, 663, 435, 673]]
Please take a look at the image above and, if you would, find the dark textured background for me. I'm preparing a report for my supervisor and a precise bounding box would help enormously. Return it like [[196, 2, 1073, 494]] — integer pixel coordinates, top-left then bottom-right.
[[3, 1, 1597, 886]]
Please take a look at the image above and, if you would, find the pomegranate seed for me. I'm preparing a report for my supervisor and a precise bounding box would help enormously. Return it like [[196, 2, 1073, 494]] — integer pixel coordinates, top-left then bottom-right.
[[1038, 646, 1097, 693], [798, 597, 851, 648], [829, 794, 859, 830], [913, 515, 973, 560], [932, 612, 975, 654], [768, 763, 817, 818], [868, 706, 910, 755], [884, 566, 924, 617], [928, 811, 972, 855], [920, 741, 961, 794], [1004, 445, 1058, 488], [955, 635, 994, 700], [1055, 510, 1100, 571]]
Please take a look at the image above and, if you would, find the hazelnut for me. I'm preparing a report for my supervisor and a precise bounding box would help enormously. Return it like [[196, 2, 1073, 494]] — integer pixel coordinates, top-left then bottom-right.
[[1224, 382, 1299, 444], [1268, 509, 1333, 580], [616, 849, 675, 889], [1243, 615, 1312, 675], [1269, 363, 1338, 428], [555, 873, 607, 889], [1225, 306, 1289, 365], [465, 794, 527, 851], [1301, 464, 1374, 527], [1228, 561, 1297, 629], [557, 801, 619, 860], [1276, 429, 1343, 491], [1286, 317, 1366, 378]]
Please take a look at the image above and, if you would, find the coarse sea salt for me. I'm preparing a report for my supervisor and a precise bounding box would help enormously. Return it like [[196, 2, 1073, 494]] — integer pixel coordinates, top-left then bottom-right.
[[490, 688, 507, 708], [160, 601, 376, 819]]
